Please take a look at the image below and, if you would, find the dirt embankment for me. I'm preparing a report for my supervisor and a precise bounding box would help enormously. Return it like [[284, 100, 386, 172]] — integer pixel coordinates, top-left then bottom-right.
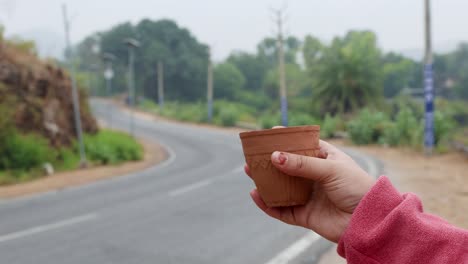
[[0, 41, 97, 146]]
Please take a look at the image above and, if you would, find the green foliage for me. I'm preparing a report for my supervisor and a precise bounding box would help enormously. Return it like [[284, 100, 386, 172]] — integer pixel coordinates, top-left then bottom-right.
[[235, 90, 270, 111], [321, 114, 339, 139], [84, 130, 142, 165], [259, 112, 281, 129], [433, 43, 468, 99], [289, 112, 320, 127], [263, 64, 310, 99], [434, 111, 456, 147], [347, 109, 389, 145], [216, 107, 238, 127], [381, 107, 420, 146], [0, 133, 50, 170], [54, 148, 81, 171], [78, 19, 209, 101], [139, 99, 160, 113], [213, 62, 246, 100], [382, 53, 421, 98], [306, 31, 383, 114], [227, 51, 270, 91]]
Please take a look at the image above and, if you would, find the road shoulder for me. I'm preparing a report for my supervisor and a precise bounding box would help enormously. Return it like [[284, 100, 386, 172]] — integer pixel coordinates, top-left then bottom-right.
[[0, 138, 167, 199]]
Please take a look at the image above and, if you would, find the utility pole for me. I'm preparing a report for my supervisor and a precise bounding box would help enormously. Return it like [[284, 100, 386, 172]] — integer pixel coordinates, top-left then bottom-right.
[[424, 0, 434, 156], [207, 58, 214, 123], [157, 61, 164, 109], [271, 7, 288, 127], [124, 38, 140, 137], [62, 4, 87, 167], [102, 52, 116, 128]]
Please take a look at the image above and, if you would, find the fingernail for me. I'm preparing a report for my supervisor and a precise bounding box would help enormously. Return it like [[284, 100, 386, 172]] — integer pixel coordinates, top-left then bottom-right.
[[272, 151, 287, 165]]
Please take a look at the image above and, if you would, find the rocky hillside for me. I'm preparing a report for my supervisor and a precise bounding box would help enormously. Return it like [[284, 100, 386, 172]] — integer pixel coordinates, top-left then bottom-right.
[[0, 38, 97, 147]]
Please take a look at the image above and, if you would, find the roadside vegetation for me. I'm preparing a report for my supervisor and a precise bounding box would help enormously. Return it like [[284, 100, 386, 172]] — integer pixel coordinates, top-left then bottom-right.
[[0, 27, 143, 186], [0, 129, 142, 185], [76, 19, 464, 155]]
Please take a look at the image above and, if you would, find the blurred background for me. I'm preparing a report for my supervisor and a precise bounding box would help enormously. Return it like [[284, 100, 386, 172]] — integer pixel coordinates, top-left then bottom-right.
[[0, 1, 467, 263]]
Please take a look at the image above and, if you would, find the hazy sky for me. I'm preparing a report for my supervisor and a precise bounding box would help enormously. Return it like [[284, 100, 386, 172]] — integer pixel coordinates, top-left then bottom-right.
[[1, 0, 468, 60]]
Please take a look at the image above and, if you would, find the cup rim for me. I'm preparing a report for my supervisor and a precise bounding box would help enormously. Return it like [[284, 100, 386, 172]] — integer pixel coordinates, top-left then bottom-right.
[[239, 125, 320, 139]]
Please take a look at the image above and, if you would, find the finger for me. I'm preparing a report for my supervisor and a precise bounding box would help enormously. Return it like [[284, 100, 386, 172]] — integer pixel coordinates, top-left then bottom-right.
[[244, 164, 252, 179], [250, 189, 297, 225], [249, 189, 282, 219], [271, 151, 334, 182], [317, 148, 328, 159], [319, 140, 337, 154]]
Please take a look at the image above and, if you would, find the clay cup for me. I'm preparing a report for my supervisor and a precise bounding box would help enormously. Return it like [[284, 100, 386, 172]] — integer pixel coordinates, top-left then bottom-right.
[[239, 125, 320, 207]]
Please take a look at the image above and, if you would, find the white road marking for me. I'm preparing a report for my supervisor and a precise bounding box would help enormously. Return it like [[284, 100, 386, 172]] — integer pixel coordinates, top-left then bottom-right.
[[0, 213, 98, 244], [169, 179, 212, 197], [265, 232, 321, 264]]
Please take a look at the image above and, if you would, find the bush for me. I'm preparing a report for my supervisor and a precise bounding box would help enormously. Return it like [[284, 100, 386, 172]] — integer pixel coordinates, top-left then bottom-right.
[[381, 107, 420, 146], [321, 114, 339, 139], [259, 112, 281, 129], [0, 133, 51, 170], [434, 111, 456, 147], [84, 130, 142, 165], [216, 107, 239, 127], [235, 91, 271, 111], [175, 103, 206, 123], [347, 109, 389, 145], [289, 112, 320, 127], [139, 99, 159, 113]]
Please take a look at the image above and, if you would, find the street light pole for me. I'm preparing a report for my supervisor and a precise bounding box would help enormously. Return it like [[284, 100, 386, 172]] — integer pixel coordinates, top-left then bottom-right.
[[424, 0, 435, 156], [124, 38, 140, 137], [62, 4, 87, 167]]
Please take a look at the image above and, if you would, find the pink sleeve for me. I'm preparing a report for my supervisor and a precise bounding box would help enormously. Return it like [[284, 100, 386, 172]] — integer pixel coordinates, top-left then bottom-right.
[[337, 176, 468, 264]]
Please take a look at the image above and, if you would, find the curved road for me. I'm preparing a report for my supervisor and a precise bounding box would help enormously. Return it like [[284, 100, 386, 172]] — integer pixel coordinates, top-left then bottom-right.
[[0, 100, 381, 264]]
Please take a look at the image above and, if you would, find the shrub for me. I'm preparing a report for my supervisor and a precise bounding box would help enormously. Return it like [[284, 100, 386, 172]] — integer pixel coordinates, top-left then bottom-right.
[[139, 99, 159, 112], [0, 133, 51, 170], [289, 112, 320, 127], [84, 130, 142, 165], [321, 114, 339, 139], [434, 111, 456, 147], [347, 109, 389, 145], [216, 107, 239, 127], [259, 112, 281, 129], [381, 107, 420, 146]]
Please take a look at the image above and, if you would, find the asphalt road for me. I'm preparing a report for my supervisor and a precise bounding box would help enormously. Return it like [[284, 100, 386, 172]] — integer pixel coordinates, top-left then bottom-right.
[[0, 100, 381, 264]]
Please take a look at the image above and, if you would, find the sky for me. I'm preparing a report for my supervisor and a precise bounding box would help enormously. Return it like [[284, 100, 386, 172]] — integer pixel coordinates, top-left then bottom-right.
[[1, 0, 468, 60]]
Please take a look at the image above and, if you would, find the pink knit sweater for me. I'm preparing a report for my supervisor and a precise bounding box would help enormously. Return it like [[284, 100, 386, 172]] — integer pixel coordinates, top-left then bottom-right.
[[338, 176, 468, 263]]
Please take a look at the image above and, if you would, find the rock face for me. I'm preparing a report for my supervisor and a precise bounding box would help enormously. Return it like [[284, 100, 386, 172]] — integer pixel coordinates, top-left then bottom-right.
[[0, 40, 98, 147]]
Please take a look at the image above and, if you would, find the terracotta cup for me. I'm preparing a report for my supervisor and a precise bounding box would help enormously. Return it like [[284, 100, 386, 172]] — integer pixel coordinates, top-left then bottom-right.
[[239, 125, 320, 207]]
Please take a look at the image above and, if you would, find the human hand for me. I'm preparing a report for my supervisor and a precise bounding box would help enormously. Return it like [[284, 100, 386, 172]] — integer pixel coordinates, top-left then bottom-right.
[[245, 139, 375, 242]]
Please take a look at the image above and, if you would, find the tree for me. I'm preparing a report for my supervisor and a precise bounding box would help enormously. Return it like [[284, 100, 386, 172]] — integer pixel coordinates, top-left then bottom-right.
[[226, 51, 269, 91], [263, 63, 310, 99], [77, 19, 209, 101], [257, 36, 300, 66], [382, 52, 421, 98], [213, 62, 245, 100], [305, 31, 383, 114]]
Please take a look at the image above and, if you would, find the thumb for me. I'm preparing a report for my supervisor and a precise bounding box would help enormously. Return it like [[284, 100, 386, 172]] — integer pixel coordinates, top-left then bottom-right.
[[271, 151, 333, 181]]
